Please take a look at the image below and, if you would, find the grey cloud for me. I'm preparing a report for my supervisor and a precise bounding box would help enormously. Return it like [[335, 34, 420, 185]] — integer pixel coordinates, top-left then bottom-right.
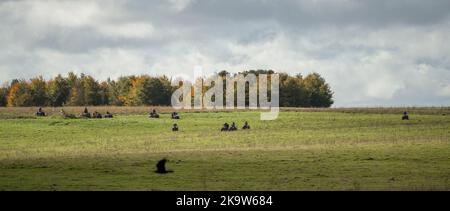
[[0, 0, 449, 106]]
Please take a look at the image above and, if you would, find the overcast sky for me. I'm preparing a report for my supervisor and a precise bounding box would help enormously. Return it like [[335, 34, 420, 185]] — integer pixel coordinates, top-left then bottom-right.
[[1, 0, 450, 107]]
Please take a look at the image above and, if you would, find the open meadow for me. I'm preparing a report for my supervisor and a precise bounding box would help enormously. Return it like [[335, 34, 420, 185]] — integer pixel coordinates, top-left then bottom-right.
[[0, 107, 449, 190]]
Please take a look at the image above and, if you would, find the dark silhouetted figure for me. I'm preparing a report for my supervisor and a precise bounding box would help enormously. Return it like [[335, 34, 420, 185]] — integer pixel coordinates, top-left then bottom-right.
[[242, 121, 250, 130], [155, 159, 173, 174], [402, 111, 409, 120], [171, 112, 180, 119], [221, 123, 230, 131], [172, 123, 179, 131], [92, 111, 102, 119], [229, 122, 237, 131], [104, 111, 113, 118], [149, 109, 160, 118], [82, 107, 91, 118], [36, 107, 46, 117]]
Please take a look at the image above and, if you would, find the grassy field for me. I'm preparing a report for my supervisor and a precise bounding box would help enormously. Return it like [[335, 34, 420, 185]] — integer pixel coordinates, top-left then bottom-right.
[[0, 108, 449, 190]]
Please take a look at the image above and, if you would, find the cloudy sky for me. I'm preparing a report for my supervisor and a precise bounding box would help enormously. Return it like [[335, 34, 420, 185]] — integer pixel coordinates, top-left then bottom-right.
[[1, 0, 450, 107]]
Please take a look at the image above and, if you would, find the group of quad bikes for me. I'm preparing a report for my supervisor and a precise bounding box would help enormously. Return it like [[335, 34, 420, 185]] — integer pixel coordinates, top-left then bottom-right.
[[36, 108, 410, 132], [58, 108, 113, 119], [149, 109, 251, 132], [220, 121, 251, 131], [149, 109, 182, 131], [36, 107, 114, 119], [148, 109, 180, 119]]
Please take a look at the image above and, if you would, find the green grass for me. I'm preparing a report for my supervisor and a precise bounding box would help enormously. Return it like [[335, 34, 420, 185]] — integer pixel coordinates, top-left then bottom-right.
[[0, 111, 449, 190]]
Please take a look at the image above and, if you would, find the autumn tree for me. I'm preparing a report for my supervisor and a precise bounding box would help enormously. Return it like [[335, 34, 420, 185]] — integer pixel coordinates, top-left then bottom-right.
[[7, 80, 32, 107], [66, 73, 80, 106], [126, 75, 148, 106], [0, 70, 333, 108], [113, 76, 133, 105]]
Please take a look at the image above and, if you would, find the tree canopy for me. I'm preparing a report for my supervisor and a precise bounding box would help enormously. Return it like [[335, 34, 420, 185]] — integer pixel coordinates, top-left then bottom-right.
[[0, 71, 333, 108]]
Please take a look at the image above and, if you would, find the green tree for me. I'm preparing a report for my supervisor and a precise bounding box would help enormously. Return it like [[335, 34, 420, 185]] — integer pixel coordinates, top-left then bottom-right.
[[0, 86, 9, 107], [29, 76, 48, 106], [303, 73, 334, 107], [144, 76, 172, 105], [218, 70, 229, 78], [281, 75, 309, 107], [125, 75, 173, 106], [81, 75, 102, 106], [99, 81, 110, 105], [47, 74, 70, 106], [105, 78, 118, 105]]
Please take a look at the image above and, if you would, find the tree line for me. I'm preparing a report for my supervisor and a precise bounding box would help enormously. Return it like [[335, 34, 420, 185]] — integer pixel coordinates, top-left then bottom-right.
[[0, 70, 333, 108]]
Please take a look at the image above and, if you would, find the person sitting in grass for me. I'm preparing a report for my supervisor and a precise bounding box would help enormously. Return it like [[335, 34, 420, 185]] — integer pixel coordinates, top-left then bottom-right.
[[172, 123, 179, 132], [149, 109, 160, 118], [104, 111, 113, 118], [229, 122, 237, 131], [242, 121, 250, 130], [81, 107, 91, 118], [36, 107, 46, 117], [402, 111, 409, 120], [171, 112, 180, 119], [221, 123, 230, 131]]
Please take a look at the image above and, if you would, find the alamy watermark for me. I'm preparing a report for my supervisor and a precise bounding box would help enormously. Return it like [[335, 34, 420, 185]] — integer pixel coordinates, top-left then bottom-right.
[[170, 67, 279, 120]]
